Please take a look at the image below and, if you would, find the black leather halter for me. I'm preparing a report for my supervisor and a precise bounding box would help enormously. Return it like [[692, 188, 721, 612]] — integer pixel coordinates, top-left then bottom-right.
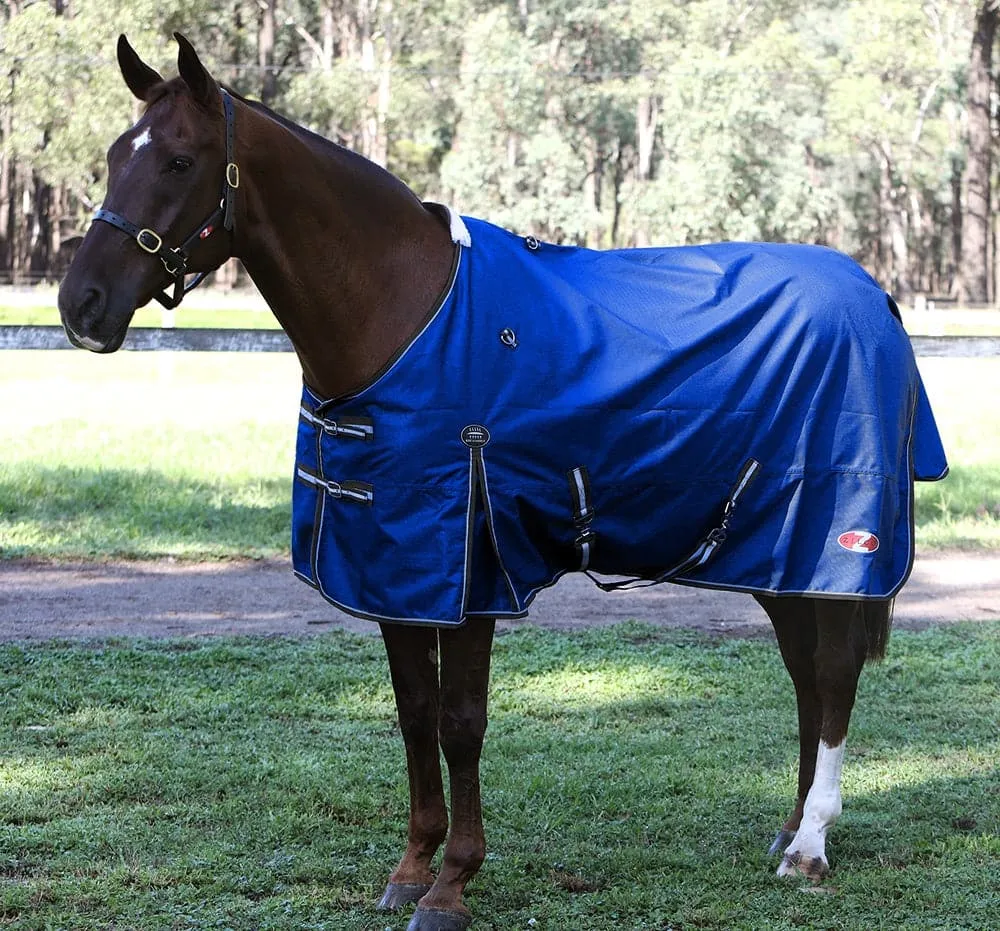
[[93, 90, 239, 309]]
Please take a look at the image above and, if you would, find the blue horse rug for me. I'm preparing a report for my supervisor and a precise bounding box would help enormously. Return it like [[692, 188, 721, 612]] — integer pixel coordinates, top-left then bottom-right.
[[291, 210, 948, 627]]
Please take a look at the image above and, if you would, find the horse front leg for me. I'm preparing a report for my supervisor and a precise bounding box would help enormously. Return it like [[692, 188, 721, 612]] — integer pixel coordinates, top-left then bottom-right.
[[775, 599, 873, 882], [378, 623, 449, 911], [408, 618, 496, 931]]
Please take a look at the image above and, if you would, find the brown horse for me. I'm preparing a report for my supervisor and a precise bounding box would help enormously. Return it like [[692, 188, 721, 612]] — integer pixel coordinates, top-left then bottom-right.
[[59, 34, 937, 931]]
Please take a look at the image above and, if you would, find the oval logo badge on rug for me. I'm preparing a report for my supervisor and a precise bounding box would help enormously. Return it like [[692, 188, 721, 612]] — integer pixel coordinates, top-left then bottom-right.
[[461, 424, 491, 448], [838, 530, 879, 553]]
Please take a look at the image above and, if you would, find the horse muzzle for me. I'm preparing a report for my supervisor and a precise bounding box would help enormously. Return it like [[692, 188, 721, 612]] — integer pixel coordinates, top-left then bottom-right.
[[57, 283, 132, 353]]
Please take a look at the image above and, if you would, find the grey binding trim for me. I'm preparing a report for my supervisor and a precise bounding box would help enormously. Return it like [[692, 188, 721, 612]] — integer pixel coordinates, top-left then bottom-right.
[[313, 245, 462, 407]]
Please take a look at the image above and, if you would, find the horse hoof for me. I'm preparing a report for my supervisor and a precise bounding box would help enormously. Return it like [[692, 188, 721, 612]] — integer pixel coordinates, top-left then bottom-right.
[[777, 850, 829, 883], [768, 829, 796, 856], [405, 905, 473, 931], [377, 882, 433, 911]]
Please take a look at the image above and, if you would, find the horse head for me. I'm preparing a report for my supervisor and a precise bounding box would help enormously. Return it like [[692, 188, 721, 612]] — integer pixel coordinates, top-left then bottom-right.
[[58, 33, 237, 352]]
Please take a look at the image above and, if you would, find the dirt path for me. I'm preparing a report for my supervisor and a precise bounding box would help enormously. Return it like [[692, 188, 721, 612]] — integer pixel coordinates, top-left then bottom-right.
[[1, 552, 997, 641]]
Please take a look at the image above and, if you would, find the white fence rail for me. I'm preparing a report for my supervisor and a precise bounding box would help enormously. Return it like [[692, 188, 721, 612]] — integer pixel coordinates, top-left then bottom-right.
[[1, 326, 997, 357]]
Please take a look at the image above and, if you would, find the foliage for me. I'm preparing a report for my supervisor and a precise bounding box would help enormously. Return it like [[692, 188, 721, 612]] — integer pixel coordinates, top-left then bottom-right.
[[0, 0, 989, 292]]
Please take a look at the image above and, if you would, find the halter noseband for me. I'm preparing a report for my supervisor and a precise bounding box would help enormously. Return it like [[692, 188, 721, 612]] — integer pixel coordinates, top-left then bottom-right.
[[93, 90, 239, 310]]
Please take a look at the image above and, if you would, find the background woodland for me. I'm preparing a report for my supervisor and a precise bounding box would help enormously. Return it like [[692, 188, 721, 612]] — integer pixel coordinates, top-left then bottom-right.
[[2, 0, 1000, 302]]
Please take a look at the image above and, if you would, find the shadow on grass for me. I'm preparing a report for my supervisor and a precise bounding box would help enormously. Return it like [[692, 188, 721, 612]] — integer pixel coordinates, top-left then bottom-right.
[[0, 464, 290, 557]]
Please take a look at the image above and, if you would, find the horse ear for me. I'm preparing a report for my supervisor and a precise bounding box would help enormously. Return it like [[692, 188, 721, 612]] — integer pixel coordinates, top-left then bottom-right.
[[117, 34, 163, 101], [175, 32, 217, 108]]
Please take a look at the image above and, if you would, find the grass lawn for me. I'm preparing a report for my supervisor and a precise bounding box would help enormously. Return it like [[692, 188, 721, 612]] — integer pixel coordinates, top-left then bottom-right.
[[0, 351, 300, 559], [1, 623, 998, 930], [0, 306, 280, 329], [911, 357, 1000, 548], [1, 337, 997, 930], [0, 292, 276, 330], [0, 351, 998, 559], [5, 293, 999, 335]]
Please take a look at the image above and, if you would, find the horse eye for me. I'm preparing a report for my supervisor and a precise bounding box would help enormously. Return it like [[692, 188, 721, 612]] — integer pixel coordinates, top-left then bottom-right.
[[167, 156, 193, 173]]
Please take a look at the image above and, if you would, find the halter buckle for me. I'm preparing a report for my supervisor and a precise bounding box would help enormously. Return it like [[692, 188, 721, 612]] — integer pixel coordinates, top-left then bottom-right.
[[159, 247, 188, 277], [136, 228, 163, 254], [226, 162, 240, 189]]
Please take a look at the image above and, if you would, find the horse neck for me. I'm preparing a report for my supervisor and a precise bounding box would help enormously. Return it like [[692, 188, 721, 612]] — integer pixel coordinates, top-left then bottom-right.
[[232, 103, 455, 400]]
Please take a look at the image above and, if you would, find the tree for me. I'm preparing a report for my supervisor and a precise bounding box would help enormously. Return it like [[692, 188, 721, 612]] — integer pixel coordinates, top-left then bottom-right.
[[957, 0, 998, 303], [0, 0, 989, 291], [632, 2, 840, 248]]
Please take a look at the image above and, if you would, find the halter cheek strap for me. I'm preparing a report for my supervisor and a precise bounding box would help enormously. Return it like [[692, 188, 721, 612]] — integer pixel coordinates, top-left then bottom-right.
[[93, 89, 239, 310]]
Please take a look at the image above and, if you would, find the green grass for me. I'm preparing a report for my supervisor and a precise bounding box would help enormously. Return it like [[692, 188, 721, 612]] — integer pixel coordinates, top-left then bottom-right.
[[5, 298, 1000, 335], [0, 303, 279, 329], [0, 352, 998, 558], [0, 351, 300, 558], [913, 357, 1000, 548], [1, 623, 998, 929]]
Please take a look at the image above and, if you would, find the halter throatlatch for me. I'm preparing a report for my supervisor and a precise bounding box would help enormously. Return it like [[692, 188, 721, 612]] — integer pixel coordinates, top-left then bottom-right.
[[93, 90, 239, 309]]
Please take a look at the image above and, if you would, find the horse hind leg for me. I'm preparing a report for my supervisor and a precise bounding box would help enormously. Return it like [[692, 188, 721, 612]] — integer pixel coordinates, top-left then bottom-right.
[[755, 594, 820, 857], [378, 623, 449, 911], [761, 596, 890, 882]]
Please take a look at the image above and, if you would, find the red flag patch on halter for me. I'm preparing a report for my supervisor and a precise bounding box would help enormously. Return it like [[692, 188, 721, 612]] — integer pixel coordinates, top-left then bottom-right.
[[199, 225, 214, 239], [838, 530, 879, 553]]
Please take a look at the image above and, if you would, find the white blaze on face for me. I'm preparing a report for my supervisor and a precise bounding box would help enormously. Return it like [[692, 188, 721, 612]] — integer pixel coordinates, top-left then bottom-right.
[[130, 127, 152, 154]]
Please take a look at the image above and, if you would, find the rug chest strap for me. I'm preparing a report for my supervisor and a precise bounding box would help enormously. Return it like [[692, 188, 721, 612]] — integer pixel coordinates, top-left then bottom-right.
[[295, 465, 373, 505], [299, 404, 374, 440]]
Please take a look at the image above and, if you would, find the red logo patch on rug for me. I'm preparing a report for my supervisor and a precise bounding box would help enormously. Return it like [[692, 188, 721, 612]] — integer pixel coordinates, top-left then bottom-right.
[[838, 531, 880, 553]]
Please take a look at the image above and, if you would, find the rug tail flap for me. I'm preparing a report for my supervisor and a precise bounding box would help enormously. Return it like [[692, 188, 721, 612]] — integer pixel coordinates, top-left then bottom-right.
[[912, 372, 949, 481]]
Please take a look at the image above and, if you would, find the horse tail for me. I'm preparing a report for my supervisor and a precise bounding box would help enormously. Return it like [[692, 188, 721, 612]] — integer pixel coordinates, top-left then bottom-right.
[[864, 598, 894, 663]]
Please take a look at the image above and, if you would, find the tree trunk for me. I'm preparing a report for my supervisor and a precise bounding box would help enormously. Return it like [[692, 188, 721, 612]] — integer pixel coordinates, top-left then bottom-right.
[[230, 0, 245, 79], [957, 0, 998, 304], [10, 166, 31, 285], [584, 135, 604, 248], [30, 171, 52, 279], [359, 0, 392, 167], [337, 0, 362, 151], [0, 93, 11, 278], [634, 92, 658, 247], [950, 156, 963, 293], [611, 142, 625, 248], [258, 0, 278, 105], [878, 142, 911, 298], [876, 148, 894, 288], [322, 2, 335, 68]]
